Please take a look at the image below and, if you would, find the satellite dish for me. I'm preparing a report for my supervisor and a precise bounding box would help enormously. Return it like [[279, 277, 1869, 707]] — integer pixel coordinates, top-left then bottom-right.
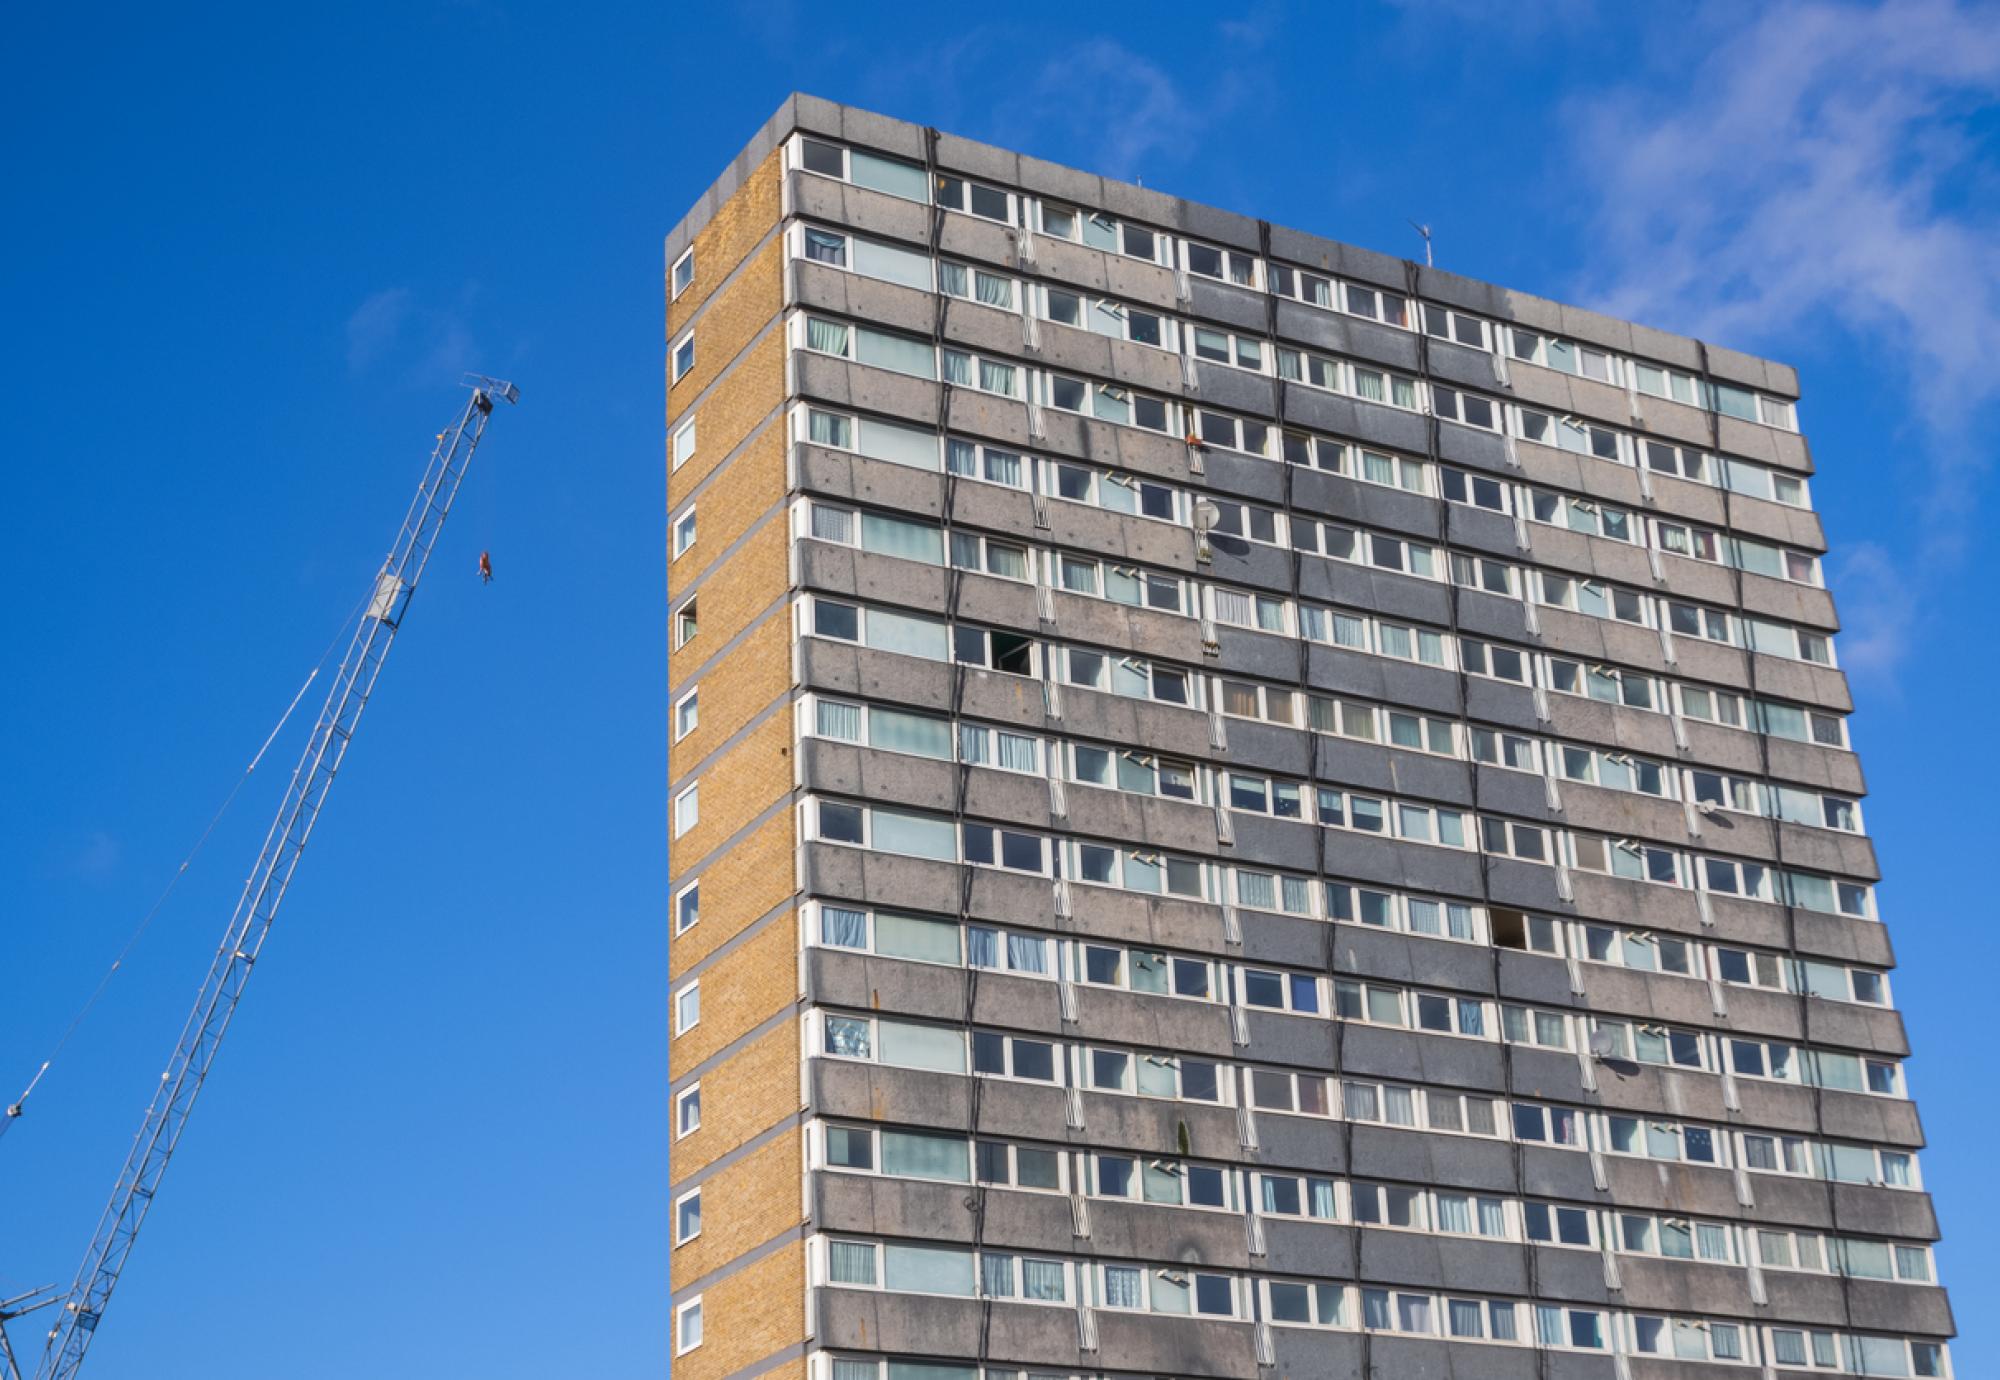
[[1193, 499, 1223, 533], [1588, 1028, 1619, 1060]]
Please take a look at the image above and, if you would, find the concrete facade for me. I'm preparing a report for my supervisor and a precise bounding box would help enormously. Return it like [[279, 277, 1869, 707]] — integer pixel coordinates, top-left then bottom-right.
[[667, 95, 1953, 1380]]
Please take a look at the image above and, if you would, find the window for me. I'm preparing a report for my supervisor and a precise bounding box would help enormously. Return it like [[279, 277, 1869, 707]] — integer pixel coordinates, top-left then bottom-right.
[[1042, 372, 1174, 432], [946, 438, 1029, 488], [1423, 303, 1488, 349], [1302, 606, 1450, 668], [1253, 1172, 1338, 1220], [675, 1083, 700, 1138], [1441, 466, 1508, 512], [671, 250, 694, 299], [673, 690, 698, 742], [1492, 1003, 1568, 1052], [671, 333, 695, 382], [1572, 834, 1682, 886], [1064, 647, 1196, 708], [934, 174, 1012, 222], [673, 598, 698, 650], [1560, 745, 1669, 798], [1529, 489, 1635, 542], [1459, 637, 1528, 685], [1037, 204, 1169, 264], [1042, 288, 1174, 350], [674, 981, 699, 1035], [1209, 587, 1290, 634], [1525, 1202, 1595, 1248], [1070, 746, 1198, 802], [671, 418, 696, 470], [1545, 655, 1659, 711], [1190, 407, 1271, 455], [1183, 239, 1258, 287], [1190, 324, 1266, 371], [1517, 405, 1621, 461], [795, 137, 929, 202], [1280, 430, 1427, 492], [1582, 925, 1696, 978], [1537, 571, 1648, 625], [674, 1298, 703, 1355], [1294, 517, 1439, 578], [1045, 461, 1178, 521], [671, 784, 699, 839], [1052, 555, 1184, 612], [674, 881, 699, 935], [674, 1189, 702, 1245], [940, 346, 1021, 397], [938, 260, 1017, 309], [1511, 1101, 1584, 1148], [1509, 328, 1615, 383], [671, 506, 696, 559], [1605, 1114, 1719, 1165], [1430, 385, 1499, 431], [1204, 498, 1285, 547]]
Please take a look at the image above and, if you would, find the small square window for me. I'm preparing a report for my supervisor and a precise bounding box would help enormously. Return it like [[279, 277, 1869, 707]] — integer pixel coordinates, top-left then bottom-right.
[[672, 506, 697, 559], [674, 1298, 703, 1354], [675, 1189, 702, 1244], [675, 1083, 701, 1138], [674, 690, 699, 741], [672, 250, 694, 299], [675, 881, 700, 935], [673, 784, 699, 839], [672, 334, 695, 382], [674, 598, 699, 649], [672, 419, 697, 470], [674, 981, 700, 1034]]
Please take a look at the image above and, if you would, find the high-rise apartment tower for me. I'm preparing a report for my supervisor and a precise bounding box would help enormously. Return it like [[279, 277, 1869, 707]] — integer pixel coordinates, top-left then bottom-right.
[[666, 95, 1952, 1380]]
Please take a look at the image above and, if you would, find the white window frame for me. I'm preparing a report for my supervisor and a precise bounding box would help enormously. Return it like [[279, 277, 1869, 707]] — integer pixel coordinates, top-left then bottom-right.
[[671, 331, 695, 383], [675, 1083, 701, 1139], [673, 980, 700, 1035], [672, 783, 699, 839], [671, 249, 694, 300], [672, 597, 698, 650], [671, 504, 697, 559], [674, 879, 699, 936], [671, 417, 696, 470], [674, 1187, 702, 1246], [673, 1297, 703, 1355], [673, 689, 699, 742]]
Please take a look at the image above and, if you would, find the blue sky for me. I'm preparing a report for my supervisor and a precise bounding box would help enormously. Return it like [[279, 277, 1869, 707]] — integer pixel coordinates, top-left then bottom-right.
[[2, 2, 1995, 1374]]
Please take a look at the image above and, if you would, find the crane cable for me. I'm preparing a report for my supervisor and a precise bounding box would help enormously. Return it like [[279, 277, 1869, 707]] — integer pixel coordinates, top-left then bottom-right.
[[1, 589, 372, 1142]]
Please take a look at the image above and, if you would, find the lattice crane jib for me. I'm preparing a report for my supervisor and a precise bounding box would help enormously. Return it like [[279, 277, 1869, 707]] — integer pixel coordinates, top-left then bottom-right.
[[33, 377, 518, 1380]]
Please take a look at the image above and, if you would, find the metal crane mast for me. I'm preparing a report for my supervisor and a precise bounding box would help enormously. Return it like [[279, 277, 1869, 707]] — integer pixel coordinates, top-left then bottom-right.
[[31, 377, 518, 1380]]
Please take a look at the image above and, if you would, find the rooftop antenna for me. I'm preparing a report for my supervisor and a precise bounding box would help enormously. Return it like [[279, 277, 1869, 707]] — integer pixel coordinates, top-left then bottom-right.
[[1408, 220, 1433, 268]]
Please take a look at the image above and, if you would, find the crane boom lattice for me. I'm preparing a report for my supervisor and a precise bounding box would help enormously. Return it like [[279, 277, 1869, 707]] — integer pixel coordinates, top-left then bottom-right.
[[34, 377, 518, 1380]]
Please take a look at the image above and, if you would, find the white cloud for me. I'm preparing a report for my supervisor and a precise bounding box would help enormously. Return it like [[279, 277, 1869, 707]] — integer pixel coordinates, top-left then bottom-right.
[[1021, 39, 1205, 183], [343, 285, 483, 385], [1568, 0, 2000, 679], [344, 288, 412, 373]]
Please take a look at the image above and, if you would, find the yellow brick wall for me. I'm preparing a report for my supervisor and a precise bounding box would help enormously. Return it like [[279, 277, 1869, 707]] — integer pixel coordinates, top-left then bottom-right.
[[666, 142, 804, 1376], [672, 1128, 805, 1288], [668, 329, 788, 510], [669, 518, 789, 691], [668, 235, 784, 437], [671, 904, 800, 1076], [671, 806, 797, 971], [668, 150, 783, 341], [670, 707, 793, 867], [669, 614, 792, 785], [667, 423, 787, 598], [672, 1021, 801, 1180], [675, 1242, 806, 1380]]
